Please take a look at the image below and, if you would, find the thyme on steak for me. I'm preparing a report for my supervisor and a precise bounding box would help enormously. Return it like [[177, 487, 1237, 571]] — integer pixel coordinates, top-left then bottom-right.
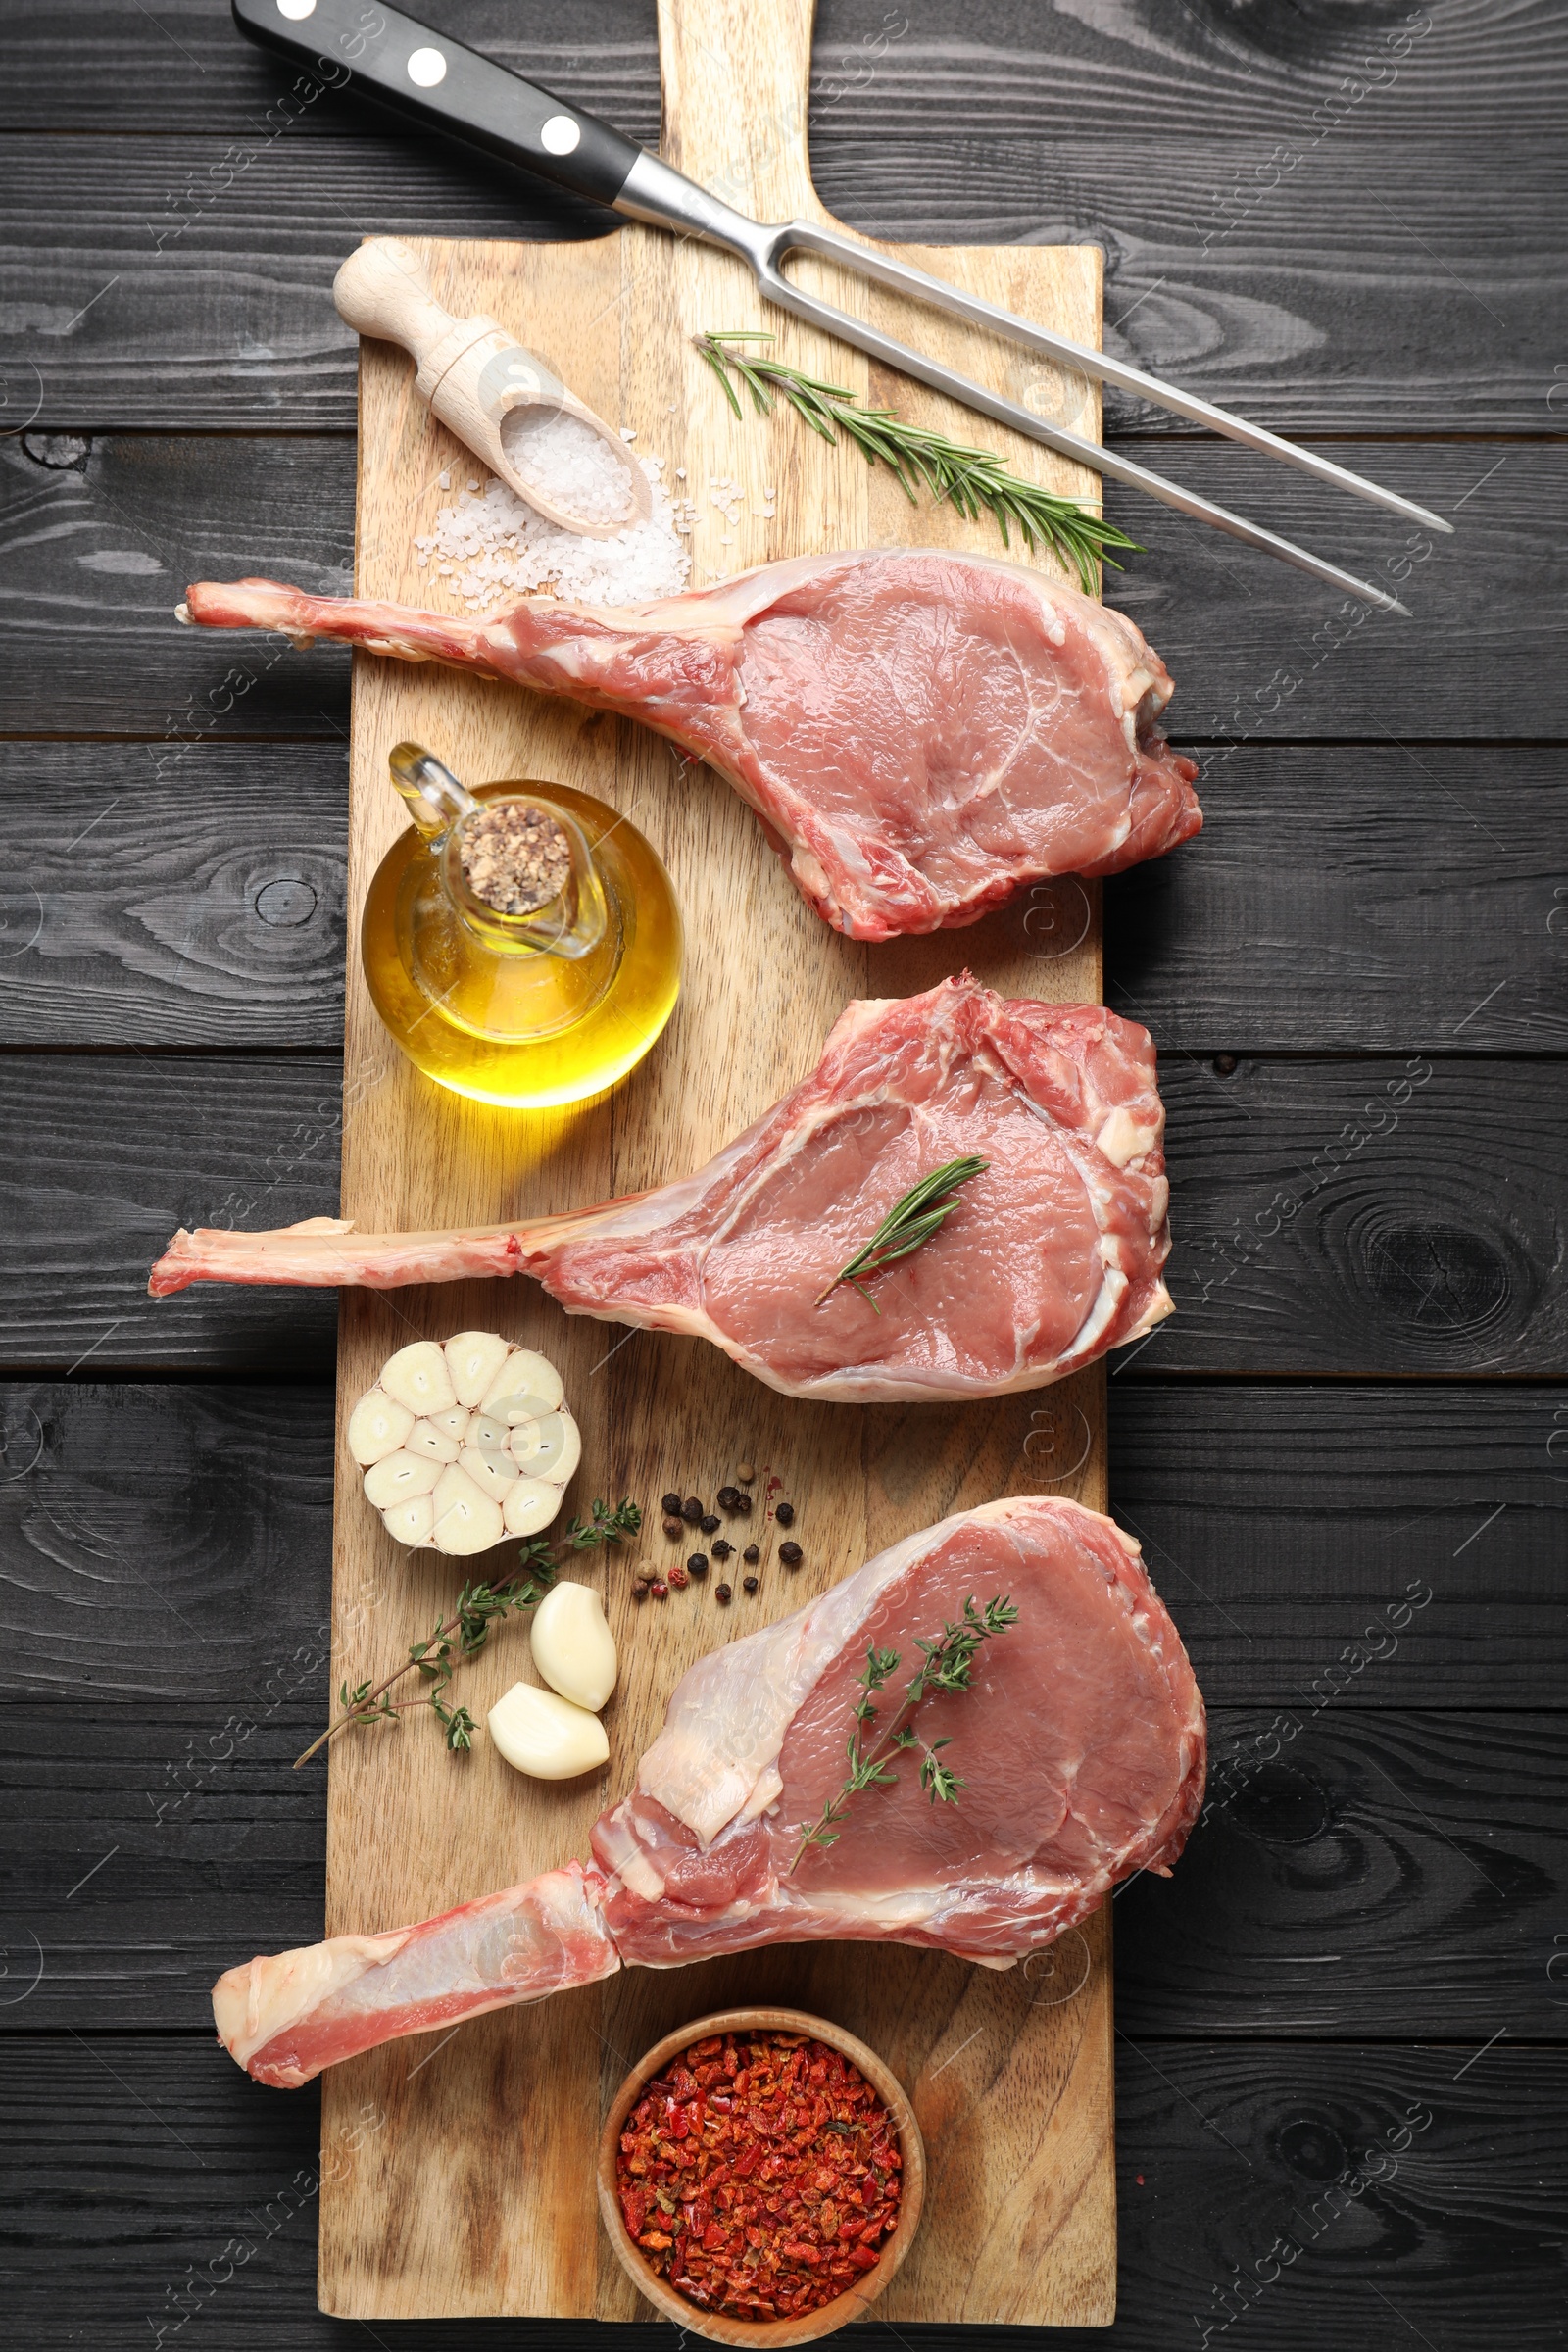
[[814, 1156, 989, 1311], [295, 1498, 641, 1766], [789, 1592, 1019, 1871], [695, 330, 1137, 596]]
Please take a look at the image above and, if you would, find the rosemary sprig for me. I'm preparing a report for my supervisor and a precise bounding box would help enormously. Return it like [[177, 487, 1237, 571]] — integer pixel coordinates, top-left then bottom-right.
[[790, 1593, 1019, 1872], [295, 1497, 642, 1767], [694, 330, 1138, 597], [814, 1155, 988, 1311]]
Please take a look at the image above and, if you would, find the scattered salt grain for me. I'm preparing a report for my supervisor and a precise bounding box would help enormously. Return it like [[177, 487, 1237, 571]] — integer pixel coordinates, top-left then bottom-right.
[[619, 426, 637, 441], [501, 406, 637, 528], [466, 479, 479, 492], [438, 470, 451, 489], [423, 445, 690, 609]]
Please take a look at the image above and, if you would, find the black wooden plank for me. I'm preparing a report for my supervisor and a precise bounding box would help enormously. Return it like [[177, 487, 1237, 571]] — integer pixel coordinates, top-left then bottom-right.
[[0, 431, 354, 740], [8, 1702, 1561, 2039], [4, 432, 1562, 739], [2, 2034, 1561, 2349], [4, 2, 1564, 432], [5, 739, 1559, 1054], [4, 1050, 1562, 1375], [4, 1378, 1562, 1712], [1110, 1380, 1567, 1705], [0, 742, 347, 1048], [0, 1057, 340, 1373], [1150, 1054, 1568, 1378], [1106, 746, 1568, 1055]]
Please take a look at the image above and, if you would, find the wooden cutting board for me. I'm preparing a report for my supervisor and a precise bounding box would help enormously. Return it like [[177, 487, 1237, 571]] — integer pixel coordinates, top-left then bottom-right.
[[319, 0, 1113, 2324]]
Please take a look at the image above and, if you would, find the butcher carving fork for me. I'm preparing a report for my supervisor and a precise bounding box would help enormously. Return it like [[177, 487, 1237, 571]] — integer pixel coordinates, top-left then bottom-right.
[[233, 0, 1447, 613]]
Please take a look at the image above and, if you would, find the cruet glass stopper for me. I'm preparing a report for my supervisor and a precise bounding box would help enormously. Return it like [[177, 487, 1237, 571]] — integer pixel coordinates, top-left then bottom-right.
[[388, 741, 608, 961]]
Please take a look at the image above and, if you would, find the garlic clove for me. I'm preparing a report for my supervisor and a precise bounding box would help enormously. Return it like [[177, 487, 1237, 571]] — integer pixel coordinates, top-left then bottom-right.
[[405, 1417, 463, 1464], [380, 1340, 458, 1417], [347, 1389, 414, 1467], [424, 1403, 471, 1444], [479, 1348, 564, 1424], [469, 1412, 509, 1451], [430, 1464, 505, 1555], [460, 1443, 520, 1501], [502, 1477, 566, 1537], [445, 1329, 513, 1409], [509, 1408, 581, 1488], [487, 1681, 609, 1780], [364, 1449, 442, 1508], [381, 1493, 435, 1547], [529, 1579, 617, 1711]]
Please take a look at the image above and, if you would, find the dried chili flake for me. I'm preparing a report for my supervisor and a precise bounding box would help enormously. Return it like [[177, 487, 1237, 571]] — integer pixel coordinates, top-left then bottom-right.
[[615, 2029, 903, 2322]]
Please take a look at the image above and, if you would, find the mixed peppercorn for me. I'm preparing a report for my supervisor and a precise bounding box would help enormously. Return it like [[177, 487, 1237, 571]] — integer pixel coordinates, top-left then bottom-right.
[[637, 1464, 802, 1604], [615, 2030, 903, 2321]]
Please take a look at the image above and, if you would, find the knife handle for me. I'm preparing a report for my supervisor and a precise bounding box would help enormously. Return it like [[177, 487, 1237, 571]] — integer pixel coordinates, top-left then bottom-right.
[[229, 0, 642, 208]]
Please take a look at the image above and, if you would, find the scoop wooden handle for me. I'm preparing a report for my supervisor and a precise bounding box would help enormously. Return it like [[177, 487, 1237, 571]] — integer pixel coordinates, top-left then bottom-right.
[[333, 238, 474, 372]]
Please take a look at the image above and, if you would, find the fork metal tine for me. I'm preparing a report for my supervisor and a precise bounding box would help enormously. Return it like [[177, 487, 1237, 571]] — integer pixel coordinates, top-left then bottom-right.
[[781, 220, 1452, 540], [760, 270, 1411, 615]]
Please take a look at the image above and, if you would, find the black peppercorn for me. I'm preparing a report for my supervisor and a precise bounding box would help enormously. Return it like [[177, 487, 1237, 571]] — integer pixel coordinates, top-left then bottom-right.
[[662, 1515, 685, 1542], [711, 1539, 733, 1561], [716, 1484, 741, 1511], [662, 1491, 683, 1516], [731, 1491, 753, 1515], [743, 1544, 760, 1565], [687, 1553, 708, 1576], [681, 1495, 704, 1524], [779, 1541, 803, 1567], [743, 1574, 759, 1593], [699, 1512, 720, 1535], [715, 1581, 732, 1603], [774, 1501, 795, 1528]]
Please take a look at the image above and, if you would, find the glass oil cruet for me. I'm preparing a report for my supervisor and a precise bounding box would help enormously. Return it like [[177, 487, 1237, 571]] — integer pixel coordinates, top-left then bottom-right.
[[360, 742, 681, 1108]]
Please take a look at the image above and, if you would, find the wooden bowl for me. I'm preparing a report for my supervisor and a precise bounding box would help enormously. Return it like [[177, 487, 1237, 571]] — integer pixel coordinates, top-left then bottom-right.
[[597, 2004, 926, 2345]]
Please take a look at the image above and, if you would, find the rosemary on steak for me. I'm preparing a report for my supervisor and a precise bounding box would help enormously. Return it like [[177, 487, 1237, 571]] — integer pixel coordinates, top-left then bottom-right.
[[695, 330, 1137, 596], [295, 1497, 642, 1767], [814, 1155, 988, 1311], [789, 1593, 1020, 1872]]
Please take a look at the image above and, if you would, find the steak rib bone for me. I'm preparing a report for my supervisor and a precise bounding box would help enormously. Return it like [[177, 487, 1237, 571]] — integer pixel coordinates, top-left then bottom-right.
[[150, 976, 1173, 1402], [213, 1495, 1206, 2087], [179, 547, 1200, 939]]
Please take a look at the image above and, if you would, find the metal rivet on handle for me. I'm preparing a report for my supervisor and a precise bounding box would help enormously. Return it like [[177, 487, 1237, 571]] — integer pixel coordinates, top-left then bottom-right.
[[276, 0, 316, 19], [407, 46, 447, 86], [540, 115, 581, 156]]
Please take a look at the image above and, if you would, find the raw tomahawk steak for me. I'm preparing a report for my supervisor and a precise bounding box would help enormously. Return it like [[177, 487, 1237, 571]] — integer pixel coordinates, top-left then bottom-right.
[[179, 548, 1201, 939], [212, 1495, 1205, 2087], [150, 976, 1173, 1401]]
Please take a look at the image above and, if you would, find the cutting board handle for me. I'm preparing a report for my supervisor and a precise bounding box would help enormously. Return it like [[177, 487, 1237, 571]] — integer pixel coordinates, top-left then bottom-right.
[[656, 0, 828, 224]]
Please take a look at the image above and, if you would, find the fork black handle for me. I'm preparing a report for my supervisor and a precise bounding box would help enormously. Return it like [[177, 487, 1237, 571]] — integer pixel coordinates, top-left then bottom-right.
[[231, 0, 642, 207]]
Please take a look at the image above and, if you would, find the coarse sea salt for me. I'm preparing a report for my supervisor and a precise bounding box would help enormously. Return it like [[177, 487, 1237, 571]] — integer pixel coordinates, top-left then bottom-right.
[[501, 405, 638, 529], [417, 446, 691, 610]]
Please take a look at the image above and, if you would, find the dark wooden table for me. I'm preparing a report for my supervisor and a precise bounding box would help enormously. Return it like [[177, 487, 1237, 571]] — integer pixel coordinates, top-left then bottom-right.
[[3, 2, 1564, 2343]]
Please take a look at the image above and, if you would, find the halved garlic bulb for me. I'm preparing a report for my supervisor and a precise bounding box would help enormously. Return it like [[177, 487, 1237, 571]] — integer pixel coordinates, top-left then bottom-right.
[[487, 1681, 608, 1779], [350, 1331, 578, 1554], [529, 1580, 616, 1711]]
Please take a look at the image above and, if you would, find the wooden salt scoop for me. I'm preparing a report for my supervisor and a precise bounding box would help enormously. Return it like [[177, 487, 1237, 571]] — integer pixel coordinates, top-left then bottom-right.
[[332, 236, 652, 538]]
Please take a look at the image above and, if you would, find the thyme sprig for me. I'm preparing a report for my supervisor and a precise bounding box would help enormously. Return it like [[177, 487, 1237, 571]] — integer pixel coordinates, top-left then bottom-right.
[[694, 330, 1138, 597], [814, 1156, 988, 1311], [295, 1497, 642, 1767], [790, 1593, 1019, 1871]]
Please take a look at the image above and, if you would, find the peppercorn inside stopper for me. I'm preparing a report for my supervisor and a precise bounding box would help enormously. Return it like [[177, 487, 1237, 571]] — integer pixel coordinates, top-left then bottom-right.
[[460, 801, 574, 915]]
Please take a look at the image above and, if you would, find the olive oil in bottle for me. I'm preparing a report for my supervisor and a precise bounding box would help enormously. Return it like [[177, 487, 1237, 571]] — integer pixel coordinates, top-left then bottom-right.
[[361, 742, 681, 1108]]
